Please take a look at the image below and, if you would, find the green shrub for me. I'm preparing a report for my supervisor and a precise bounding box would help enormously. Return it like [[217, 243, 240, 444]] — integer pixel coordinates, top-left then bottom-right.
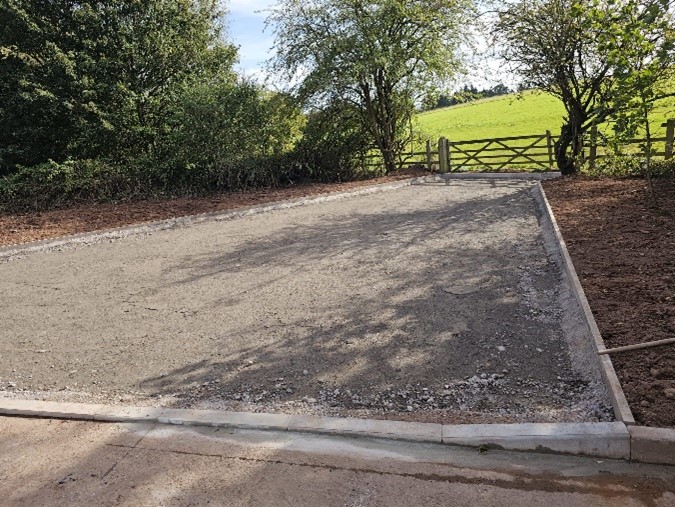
[[651, 159, 675, 178], [0, 159, 153, 212], [293, 102, 373, 182]]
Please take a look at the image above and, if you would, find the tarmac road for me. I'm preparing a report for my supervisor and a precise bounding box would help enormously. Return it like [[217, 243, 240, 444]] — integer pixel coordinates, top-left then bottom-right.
[[0, 416, 673, 506]]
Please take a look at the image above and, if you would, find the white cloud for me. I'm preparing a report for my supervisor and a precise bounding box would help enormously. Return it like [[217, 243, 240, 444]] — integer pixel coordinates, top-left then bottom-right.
[[228, 0, 276, 16]]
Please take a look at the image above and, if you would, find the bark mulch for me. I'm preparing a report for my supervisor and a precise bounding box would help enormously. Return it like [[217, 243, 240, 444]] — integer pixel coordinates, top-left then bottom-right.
[[543, 176, 674, 428], [0, 169, 425, 248]]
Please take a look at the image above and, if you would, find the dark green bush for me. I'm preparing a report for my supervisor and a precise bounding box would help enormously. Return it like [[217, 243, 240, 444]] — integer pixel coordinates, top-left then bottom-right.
[[292, 102, 373, 183], [0, 159, 150, 211]]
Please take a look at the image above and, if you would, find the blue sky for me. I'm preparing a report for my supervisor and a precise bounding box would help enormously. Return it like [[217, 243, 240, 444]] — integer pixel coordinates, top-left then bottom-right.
[[226, 1, 513, 89], [227, 0, 276, 79]]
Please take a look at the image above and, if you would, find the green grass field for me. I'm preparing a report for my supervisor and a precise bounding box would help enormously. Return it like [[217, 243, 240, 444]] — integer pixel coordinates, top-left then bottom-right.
[[409, 90, 675, 171], [415, 90, 675, 143]]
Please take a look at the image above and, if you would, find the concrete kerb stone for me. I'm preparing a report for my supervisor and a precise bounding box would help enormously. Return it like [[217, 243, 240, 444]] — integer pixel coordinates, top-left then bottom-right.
[[629, 426, 675, 465], [442, 422, 630, 459], [287, 414, 442, 442], [0, 398, 632, 459], [437, 172, 561, 181], [532, 183, 635, 426]]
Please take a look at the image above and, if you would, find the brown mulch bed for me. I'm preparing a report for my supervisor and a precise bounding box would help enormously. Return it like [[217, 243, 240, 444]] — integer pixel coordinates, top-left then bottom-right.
[[543, 176, 674, 428], [0, 169, 426, 248]]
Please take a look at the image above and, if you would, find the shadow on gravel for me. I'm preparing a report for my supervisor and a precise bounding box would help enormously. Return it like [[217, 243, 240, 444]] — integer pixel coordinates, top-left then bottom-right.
[[166, 183, 533, 287], [134, 184, 604, 422]]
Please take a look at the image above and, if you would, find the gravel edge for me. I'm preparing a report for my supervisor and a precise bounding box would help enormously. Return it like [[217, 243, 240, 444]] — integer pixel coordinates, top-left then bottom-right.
[[531, 183, 635, 425]]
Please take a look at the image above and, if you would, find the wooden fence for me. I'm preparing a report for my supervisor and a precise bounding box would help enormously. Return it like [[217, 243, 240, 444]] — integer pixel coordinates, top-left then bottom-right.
[[366, 118, 675, 172], [585, 119, 675, 170]]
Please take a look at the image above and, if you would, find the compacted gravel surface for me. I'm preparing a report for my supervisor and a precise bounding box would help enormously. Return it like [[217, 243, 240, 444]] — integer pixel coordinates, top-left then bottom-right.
[[0, 180, 612, 424]]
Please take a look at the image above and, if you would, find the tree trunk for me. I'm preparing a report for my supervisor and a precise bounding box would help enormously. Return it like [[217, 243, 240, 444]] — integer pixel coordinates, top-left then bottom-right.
[[555, 114, 585, 176], [380, 136, 397, 175], [554, 128, 576, 175]]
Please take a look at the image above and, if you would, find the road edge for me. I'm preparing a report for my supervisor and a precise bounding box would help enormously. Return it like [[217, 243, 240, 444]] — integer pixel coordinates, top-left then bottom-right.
[[0, 399, 630, 459]]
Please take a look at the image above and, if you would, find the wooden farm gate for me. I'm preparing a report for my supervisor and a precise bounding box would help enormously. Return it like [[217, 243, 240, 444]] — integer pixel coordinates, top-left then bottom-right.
[[365, 119, 675, 172], [390, 132, 559, 172]]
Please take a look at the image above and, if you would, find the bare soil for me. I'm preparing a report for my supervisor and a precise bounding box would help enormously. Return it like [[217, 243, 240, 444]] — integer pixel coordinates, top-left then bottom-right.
[[542, 177, 675, 428]]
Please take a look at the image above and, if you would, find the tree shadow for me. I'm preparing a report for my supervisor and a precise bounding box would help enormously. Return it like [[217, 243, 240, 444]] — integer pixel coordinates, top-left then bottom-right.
[[4, 420, 673, 506], [132, 183, 607, 423]]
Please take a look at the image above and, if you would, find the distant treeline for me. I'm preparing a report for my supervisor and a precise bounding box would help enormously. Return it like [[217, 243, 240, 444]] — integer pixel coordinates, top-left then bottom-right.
[[426, 84, 513, 110]]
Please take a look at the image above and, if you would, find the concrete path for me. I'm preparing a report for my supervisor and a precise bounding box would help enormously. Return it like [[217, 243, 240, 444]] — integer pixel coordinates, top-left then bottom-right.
[[0, 416, 673, 506]]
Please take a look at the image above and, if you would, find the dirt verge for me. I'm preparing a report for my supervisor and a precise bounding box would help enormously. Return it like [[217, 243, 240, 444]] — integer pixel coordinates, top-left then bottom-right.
[[542, 177, 674, 428], [0, 171, 425, 248]]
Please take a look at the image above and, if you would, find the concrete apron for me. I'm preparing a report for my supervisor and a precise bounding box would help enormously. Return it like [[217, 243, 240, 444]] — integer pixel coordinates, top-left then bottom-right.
[[1, 173, 673, 466]]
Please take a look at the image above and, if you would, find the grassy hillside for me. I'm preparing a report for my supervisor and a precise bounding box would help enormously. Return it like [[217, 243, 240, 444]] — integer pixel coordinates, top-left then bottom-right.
[[416, 90, 675, 143]]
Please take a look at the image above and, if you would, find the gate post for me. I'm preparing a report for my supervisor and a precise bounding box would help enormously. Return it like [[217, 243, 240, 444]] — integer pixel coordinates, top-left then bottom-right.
[[426, 140, 433, 171], [665, 119, 675, 160], [546, 130, 554, 170], [589, 124, 598, 170], [438, 137, 449, 173]]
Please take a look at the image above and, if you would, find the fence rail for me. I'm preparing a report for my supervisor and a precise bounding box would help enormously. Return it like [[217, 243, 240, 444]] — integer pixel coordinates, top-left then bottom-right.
[[365, 118, 675, 172]]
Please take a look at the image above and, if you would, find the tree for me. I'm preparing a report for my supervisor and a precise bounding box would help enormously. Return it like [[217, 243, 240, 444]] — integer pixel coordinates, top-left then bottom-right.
[[495, 0, 675, 176], [495, 0, 618, 175], [0, 0, 236, 173], [591, 0, 674, 200], [268, 0, 475, 174]]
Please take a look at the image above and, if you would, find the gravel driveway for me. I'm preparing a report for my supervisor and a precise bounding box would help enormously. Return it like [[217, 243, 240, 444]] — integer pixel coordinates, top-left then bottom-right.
[[0, 180, 612, 424]]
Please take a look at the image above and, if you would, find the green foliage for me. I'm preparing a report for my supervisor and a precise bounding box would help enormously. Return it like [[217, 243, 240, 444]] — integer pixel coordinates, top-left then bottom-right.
[[581, 153, 644, 177], [155, 79, 306, 191], [269, 0, 475, 174], [0, 1, 309, 212], [582, 154, 675, 179], [293, 101, 373, 182], [590, 1, 674, 143], [0, 0, 236, 174], [0, 159, 148, 211]]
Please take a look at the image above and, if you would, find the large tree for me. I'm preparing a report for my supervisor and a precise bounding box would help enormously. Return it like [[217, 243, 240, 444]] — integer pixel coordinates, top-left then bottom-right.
[[495, 0, 616, 175], [268, 0, 475, 174], [0, 0, 235, 173], [495, 0, 675, 176]]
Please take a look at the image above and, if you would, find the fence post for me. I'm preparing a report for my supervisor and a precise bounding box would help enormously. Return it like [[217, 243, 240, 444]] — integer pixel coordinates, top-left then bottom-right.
[[589, 124, 598, 170], [665, 119, 675, 160], [438, 137, 449, 173], [426, 140, 433, 171], [546, 130, 554, 169], [447, 139, 452, 172]]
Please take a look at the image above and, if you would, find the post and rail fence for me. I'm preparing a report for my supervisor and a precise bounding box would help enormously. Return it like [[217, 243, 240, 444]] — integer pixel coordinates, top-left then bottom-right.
[[364, 118, 675, 173]]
